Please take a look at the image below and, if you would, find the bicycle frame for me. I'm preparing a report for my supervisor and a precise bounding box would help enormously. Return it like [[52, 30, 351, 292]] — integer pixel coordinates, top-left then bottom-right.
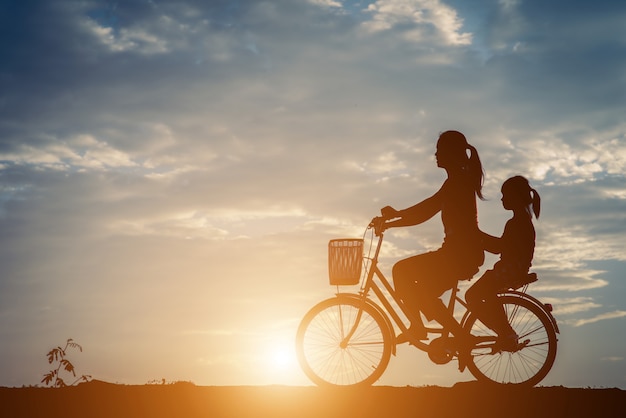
[[344, 228, 467, 354]]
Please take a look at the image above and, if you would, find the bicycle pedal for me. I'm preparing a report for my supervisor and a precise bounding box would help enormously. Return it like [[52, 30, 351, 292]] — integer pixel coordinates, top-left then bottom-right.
[[457, 352, 471, 372]]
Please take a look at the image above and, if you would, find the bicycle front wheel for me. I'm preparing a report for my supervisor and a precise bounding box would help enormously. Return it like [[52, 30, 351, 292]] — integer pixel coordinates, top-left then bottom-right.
[[465, 295, 558, 386], [296, 296, 392, 387]]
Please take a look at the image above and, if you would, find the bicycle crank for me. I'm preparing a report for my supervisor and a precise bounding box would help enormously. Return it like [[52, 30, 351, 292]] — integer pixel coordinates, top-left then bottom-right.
[[427, 337, 455, 365]]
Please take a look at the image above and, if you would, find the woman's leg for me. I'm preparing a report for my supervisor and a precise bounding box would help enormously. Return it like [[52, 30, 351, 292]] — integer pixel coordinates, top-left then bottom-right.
[[392, 254, 435, 337], [393, 251, 464, 339], [410, 250, 474, 341]]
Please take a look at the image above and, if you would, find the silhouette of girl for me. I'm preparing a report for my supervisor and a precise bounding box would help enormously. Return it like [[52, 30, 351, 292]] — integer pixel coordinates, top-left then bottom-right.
[[380, 130, 485, 343], [465, 175, 541, 350]]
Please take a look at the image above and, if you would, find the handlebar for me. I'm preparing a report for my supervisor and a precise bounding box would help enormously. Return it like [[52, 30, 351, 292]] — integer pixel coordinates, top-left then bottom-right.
[[369, 206, 401, 236]]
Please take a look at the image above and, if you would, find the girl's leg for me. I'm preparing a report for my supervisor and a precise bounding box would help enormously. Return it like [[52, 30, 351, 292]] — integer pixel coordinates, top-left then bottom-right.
[[466, 271, 514, 336]]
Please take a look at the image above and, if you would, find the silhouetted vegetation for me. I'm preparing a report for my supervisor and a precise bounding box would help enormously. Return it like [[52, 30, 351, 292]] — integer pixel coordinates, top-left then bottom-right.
[[41, 339, 91, 387]]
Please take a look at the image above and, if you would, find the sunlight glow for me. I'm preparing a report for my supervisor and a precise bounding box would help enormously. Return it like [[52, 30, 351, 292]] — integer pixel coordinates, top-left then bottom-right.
[[264, 341, 297, 372], [270, 347, 294, 369], [255, 335, 308, 385]]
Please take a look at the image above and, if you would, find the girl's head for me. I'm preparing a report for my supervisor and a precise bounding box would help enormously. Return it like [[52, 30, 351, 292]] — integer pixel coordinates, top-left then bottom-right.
[[436, 130, 484, 199], [501, 176, 541, 218]]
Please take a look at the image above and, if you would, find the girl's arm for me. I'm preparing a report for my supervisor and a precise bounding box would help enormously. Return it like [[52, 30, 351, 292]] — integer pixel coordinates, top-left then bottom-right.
[[481, 230, 502, 254]]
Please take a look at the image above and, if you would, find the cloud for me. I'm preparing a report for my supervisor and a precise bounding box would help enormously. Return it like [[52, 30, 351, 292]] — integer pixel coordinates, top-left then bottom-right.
[[571, 311, 626, 327], [363, 0, 472, 45], [82, 17, 171, 55], [541, 297, 600, 316], [308, 0, 343, 8], [601, 356, 624, 362], [0, 134, 139, 172]]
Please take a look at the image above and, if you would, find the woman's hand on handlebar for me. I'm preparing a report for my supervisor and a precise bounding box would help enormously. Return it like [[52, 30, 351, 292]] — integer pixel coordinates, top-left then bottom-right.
[[369, 216, 387, 236], [380, 205, 399, 220], [370, 206, 400, 236]]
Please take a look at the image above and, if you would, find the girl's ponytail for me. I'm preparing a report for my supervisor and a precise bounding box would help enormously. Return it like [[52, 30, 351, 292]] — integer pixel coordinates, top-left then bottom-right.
[[530, 188, 541, 219]]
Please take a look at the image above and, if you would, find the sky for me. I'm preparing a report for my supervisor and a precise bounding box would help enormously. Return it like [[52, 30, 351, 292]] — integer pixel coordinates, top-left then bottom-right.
[[1, 0, 625, 388]]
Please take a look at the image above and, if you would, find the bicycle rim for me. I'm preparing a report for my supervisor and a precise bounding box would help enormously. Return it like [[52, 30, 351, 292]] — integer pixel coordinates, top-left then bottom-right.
[[296, 297, 392, 387], [465, 295, 557, 386]]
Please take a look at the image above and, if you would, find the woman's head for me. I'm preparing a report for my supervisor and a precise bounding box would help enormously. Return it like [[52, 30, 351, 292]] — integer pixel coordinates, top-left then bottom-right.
[[501, 175, 541, 218], [436, 130, 484, 199], [436, 131, 469, 166]]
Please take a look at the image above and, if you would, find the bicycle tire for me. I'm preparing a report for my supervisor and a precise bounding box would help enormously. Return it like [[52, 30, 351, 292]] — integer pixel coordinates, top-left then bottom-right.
[[296, 296, 392, 387], [464, 295, 557, 386]]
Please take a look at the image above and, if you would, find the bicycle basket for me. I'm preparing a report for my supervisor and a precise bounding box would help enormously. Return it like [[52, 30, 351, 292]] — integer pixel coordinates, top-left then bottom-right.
[[328, 238, 363, 285]]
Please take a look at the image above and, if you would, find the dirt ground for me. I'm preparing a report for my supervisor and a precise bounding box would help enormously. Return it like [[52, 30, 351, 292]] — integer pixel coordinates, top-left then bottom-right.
[[2, 380, 624, 418]]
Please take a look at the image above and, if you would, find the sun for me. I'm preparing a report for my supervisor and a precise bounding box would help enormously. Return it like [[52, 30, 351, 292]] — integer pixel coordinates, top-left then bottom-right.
[[265, 340, 297, 371], [260, 338, 301, 383], [269, 346, 295, 369]]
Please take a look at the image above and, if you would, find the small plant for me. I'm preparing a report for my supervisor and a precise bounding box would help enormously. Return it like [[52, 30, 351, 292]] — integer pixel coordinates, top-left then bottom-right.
[[41, 338, 92, 387]]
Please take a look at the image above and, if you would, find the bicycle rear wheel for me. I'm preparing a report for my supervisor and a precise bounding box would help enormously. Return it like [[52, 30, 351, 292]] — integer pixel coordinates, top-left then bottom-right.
[[464, 295, 557, 386], [296, 296, 392, 387]]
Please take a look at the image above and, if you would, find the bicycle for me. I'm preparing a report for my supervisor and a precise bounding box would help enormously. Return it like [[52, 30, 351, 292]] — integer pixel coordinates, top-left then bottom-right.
[[295, 215, 559, 387]]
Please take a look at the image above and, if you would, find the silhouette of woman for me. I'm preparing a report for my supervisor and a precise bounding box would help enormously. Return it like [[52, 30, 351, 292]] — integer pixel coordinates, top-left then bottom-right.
[[465, 175, 541, 350], [380, 130, 485, 343]]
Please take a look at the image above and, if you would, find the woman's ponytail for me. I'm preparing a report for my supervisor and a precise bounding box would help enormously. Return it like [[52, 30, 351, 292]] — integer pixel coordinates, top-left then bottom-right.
[[467, 144, 485, 200]]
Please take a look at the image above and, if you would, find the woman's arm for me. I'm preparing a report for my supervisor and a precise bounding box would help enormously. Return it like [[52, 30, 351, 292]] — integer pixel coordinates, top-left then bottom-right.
[[382, 185, 444, 229]]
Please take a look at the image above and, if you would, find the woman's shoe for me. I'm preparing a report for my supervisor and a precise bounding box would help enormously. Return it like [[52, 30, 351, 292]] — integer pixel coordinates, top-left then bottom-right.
[[396, 325, 428, 344]]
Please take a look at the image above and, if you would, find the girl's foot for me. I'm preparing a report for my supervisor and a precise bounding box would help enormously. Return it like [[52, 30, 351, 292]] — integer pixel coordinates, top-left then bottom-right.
[[497, 332, 529, 352]]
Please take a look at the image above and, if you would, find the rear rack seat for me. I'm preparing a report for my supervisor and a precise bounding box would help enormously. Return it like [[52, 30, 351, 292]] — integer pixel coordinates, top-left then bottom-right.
[[508, 272, 538, 291]]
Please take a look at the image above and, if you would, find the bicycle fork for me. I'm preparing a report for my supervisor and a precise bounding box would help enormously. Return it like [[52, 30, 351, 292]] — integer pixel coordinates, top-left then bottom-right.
[[339, 303, 365, 348]]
